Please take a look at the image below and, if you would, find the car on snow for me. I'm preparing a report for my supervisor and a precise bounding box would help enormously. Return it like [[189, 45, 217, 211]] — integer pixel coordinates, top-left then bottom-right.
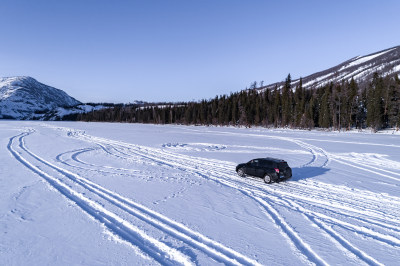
[[236, 158, 292, 183]]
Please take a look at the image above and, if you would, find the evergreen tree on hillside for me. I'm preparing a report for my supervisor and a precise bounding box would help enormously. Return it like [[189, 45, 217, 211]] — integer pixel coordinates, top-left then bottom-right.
[[319, 85, 331, 128], [387, 75, 400, 129], [263, 88, 273, 126], [333, 82, 343, 130], [355, 87, 367, 129], [272, 85, 281, 127], [305, 93, 316, 128], [238, 92, 247, 125], [281, 74, 292, 126], [294, 78, 305, 127], [231, 94, 239, 125], [367, 73, 384, 131], [347, 78, 358, 129]]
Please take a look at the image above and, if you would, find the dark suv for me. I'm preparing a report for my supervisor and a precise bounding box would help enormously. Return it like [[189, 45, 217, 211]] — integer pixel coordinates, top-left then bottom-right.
[[236, 158, 292, 183]]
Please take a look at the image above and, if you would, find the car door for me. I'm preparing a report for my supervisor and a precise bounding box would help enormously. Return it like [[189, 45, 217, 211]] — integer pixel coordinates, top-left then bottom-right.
[[245, 160, 256, 176], [261, 160, 274, 177], [254, 160, 266, 177]]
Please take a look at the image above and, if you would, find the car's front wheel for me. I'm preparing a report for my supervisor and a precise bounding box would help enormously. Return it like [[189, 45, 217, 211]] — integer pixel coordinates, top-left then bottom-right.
[[264, 174, 272, 184], [237, 168, 245, 177]]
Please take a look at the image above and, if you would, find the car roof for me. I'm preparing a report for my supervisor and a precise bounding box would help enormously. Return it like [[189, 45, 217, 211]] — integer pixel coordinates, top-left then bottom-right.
[[254, 157, 286, 163]]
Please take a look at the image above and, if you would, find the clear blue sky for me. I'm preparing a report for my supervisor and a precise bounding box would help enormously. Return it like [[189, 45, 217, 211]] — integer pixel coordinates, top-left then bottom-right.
[[1, 0, 399, 103]]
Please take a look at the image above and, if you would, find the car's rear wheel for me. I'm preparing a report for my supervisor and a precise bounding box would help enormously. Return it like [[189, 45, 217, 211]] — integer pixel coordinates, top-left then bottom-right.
[[264, 174, 272, 184], [237, 168, 245, 177]]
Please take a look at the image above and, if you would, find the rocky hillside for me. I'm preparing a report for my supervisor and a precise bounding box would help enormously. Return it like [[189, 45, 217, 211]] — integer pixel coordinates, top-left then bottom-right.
[[0, 76, 81, 119]]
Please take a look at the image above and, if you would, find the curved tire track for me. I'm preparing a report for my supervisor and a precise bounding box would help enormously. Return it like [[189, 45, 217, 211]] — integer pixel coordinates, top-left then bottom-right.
[[8, 132, 192, 266], [67, 129, 400, 265], [10, 131, 261, 266]]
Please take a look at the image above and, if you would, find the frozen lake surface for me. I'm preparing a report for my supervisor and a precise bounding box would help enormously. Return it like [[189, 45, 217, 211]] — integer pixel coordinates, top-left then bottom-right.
[[1, 121, 400, 265]]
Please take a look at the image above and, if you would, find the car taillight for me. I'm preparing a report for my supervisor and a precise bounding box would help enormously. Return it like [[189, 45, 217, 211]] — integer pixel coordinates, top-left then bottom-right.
[[274, 168, 280, 173]]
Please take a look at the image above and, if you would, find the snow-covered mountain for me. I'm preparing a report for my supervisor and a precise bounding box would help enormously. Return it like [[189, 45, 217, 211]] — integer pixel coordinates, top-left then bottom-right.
[[0, 76, 81, 119], [262, 45, 400, 90]]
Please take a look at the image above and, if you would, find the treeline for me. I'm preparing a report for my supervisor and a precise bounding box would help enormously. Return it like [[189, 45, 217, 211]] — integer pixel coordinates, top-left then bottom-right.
[[76, 72, 400, 131]]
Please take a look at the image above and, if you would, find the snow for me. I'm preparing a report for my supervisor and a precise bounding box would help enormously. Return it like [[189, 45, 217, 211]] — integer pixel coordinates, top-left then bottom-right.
[[1, 121, 400, 265], [341, 47, 397, 70], [301, 72, 335, 88], [392, 64, 400, 73]]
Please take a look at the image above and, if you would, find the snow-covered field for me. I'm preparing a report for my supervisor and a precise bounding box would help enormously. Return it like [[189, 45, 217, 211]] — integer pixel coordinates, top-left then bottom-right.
[[1, 121, 400, 265]]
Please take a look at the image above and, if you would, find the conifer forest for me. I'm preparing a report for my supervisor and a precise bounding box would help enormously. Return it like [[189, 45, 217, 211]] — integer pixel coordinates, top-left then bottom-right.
[[76, 72, 400, 132]]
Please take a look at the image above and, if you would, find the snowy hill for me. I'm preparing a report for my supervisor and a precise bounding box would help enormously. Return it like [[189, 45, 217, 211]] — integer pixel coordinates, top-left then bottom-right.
[[0, 76, 81, 119], [262, 45, 400, 90]]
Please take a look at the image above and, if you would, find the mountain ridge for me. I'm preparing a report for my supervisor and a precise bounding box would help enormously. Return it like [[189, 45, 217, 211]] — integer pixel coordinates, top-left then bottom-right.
[[259, 45, 400, 91], [0, 76, 81, 119]]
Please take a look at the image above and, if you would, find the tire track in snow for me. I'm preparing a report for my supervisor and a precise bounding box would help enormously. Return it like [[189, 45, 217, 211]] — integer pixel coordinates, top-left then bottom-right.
[[279, 197, 384, 266], [74, 131, 400, 228], [252, 196, 329, 266], [69, 131, 335, 265], [65, 129, 400, 265], [66, 144, 353, 264], [270, 138, 400, 231], [176, 127, 400, 182], [99, 137, 393, 264], [282, 133, 400, 182], [66, 140, 381, 264], [283, 184, 400, 232], [248, 189, 392, 265], [11, 131, 261, 266], [291, 135, 400, 182], [56, 148, 145, 176], [8, 132, 192, 266], [173, 127, 327, 168], [232, 181, 392, 265], [330, 156, 400, 182]]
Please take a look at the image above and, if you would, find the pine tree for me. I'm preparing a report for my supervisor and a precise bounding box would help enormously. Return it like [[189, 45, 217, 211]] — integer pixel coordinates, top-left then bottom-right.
[[281, 74, 291, 126], [263, 89, 272, 126], [294, 77, 305, 127], [367, 73, 384, 131], [319, 85, 331, 128], [387, 75, 400, 129], [305, 91, 315, 129], [347, 78, 358, 129], [272, 85, 281, 127]]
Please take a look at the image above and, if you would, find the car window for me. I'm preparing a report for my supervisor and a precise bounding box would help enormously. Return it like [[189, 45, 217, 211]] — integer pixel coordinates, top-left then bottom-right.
[[260, 160, 270, 167], [248, 159, 261, 166], [279, 162, 288, 168]]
